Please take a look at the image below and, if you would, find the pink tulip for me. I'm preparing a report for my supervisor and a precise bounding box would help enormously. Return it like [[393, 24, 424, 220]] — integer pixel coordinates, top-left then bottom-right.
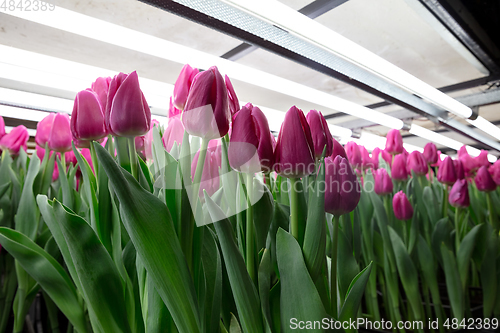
[[274, 106, 315, 178], [360, 145, 376, 170], [0, 125, 29, 155], [191, 142, 221, 198], [371, 148, 382, 167], [374, 168, 393, 196], [458, 146, 479, 176], [449, 179, 470, 208], [475, 166, 497, 192], [476, 150, 491, 169], [423, 143, 438, 165], [0, 116, 5, 140], [35, 113, 55, 148], [385, 129, 403, 155], [331, 138, 347, 159], [36, 145, 59, 182], [305, 110, 333, 159], [391, 154, 408, 181], [90, 76, 111, 112], [173, 64, 199, 111], [47, 113, 72, 152], [489, 161, 500, 186], [437, 157, 456, 186], [381, 149, 393, 166], [105, 71, 151, 137], [345, 141, 362, 169], [162, 117, 184, 152], [168, 97, 182, 119], [408, 151, 428, 176], [71, 89, 107, 141], [432, 150, 443, 167], [454, 159, 465, 180], [144, 119, 160, 160], [135, 135, 145, 158], [393, 191, 413, 220], [324, 155, 361, 215], [225, 75, 240, 116]]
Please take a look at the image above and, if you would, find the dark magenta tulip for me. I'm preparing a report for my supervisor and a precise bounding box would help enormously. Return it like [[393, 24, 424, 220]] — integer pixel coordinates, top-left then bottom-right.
[[408, 151, 427, 176], [229, 105, 274, 173], [0, 125, 29, 155], [35, 113, 55, 148], [331, 138, 347, 159], [489, 161, 500, 186], [48, 113, 72, 152], [385, 129, 403, 155], [183, 66, 230, 140], [391, 154, 408, 181], [423, 143, 438, 165], [225, 75, 240, 116], [90, 76, 111, 112], [71, 89, 108, 141], [393, 191, 413, 220], [305, 109, 333, 159], [0, 116, 5, 140], [162, 117, 184, 152], [173, 64, 199, 111], [437, 156, 456, 186], [475, 166, 497, 192], [449, 179, 470, 208], [324, 155, 361, 215], [454, 159, 465, 180], [274, 106, 315, 178], [345, 141, 362, 169], [432, 151, 443, 167], [374, 168, 393, 196], [105, 71, 151, 137]]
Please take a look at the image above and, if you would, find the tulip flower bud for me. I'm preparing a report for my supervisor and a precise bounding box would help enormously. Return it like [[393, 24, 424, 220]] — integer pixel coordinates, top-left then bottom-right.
[[90, 76, 111, 112], [475, 166, 497, 192], [489, 161, 500, 186], [345, 141, 362, 169], [381, 149, 392, 166], [476, 150, 491, 169], [331, 138, 347, 159], [393, 191, 413, 220], [135, 136, 145, 158], [168, 97, 182, 119], [454, 159, 465, 180], [225, 75, 240, 116], [106, 71, 151, 137], [371, 148, 381, 166], [458, 146, 479, 176], [305, 110, 333, 159], [162, 117, 184, 153], [423, 143, 438, 165], [437, 156, 456, 185], [183, 66, 230, 140], [35, 113, 55, 148], [143, 119, 159, 160], [324, 155, 361, 215], [391, 154, 408, 181], [408, 151, 428, 176], [71, 89, 108, 141], [374, 168, 393, 196], [191, 143, 221, 197], [360, 145, 376, 170], [274, 106, 315, 178], [432, 151, 443, 167], [0, 125, 29, 155], [449, 179, 470, 208], [46, 113, 72, 152], [173, 64, 199, 111], [385, 129, 403, 155], [229, 105, 274, 173], [0, 116, 5, 140]]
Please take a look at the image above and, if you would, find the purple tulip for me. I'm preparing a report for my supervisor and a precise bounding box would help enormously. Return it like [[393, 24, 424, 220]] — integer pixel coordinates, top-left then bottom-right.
[[71, 89, 107, 141], [191, 142, 221, 198], [408, 151, 428, 176], [423, 143, 438, 165], [105, 71, 151, 137], [391, 154, 408, 181], [393, 191, 413, 220], [225, 75, 240, 117], [0, 125, 29, 155], [454, 159, 465, 180], [331, 138, 347, 159], [345, 141, 362, 169], [385, 129, 403, 155], [173, 64, 199, 111], [183, 66, 230, 140], [324, 155, 361, 215], [437, 156, 456, 186], [449, 179, 470, 208], [90, 76, 111, 112], [305, 110, 333, 159], [274, 106, 315, 178], [0, 116, 5, 140], [374, 168, 393, 196], [48, 113, 72, 152], [162, 117, 184, 152], [475, 166, 497, 192], [228, 105, 274, 173], [489, 161, 500, 186]]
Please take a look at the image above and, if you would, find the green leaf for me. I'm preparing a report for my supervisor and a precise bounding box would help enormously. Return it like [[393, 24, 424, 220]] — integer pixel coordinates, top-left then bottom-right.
[[258, 249, 274, 332], [201, 228, 222, 333], [368, 190, 396, 271], [457, 224, 483, 290], [423, 186, 439, 224], [229, 313, 242, 333], [253, 178, 274, 251], [146, 275, 171, 333], [337, 229, 359, 303], [94, 142, 201, 333], [440, 243, 464, 321], [15, 154, 40, 240], [431, 217, 452, 266], [0, 227, 88, 333], [56, 157, 74, 210], [480, 228, 498, 318]]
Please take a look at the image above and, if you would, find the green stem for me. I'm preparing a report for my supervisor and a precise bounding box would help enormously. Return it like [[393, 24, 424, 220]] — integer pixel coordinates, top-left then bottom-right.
[[455, 207, 461, 251], [192, 138, 210, 203], [107, 134, 114, 156], [289, 177, 300, 241], [128, 137, 138, 180], [330, 215, 339, 318], [246, 173, 256, 282], [486, 192, 499, 232], [60, 152, 67, 175], [89, 140, 98, 180], [114, 136, 130, 171], [264, 172, 271, 191], [443, 185, 449, 218]]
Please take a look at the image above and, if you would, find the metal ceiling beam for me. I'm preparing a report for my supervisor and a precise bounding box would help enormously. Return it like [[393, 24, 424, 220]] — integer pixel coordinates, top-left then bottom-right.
[[220, 0, 349, 61]]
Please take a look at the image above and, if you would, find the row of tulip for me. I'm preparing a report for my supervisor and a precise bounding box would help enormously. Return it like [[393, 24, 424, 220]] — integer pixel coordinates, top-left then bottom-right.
[[0, 62, 499, 333]]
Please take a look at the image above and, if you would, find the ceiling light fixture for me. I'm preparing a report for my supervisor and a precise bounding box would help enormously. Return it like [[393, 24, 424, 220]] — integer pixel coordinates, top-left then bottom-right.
[[467, 116, 500, 142]]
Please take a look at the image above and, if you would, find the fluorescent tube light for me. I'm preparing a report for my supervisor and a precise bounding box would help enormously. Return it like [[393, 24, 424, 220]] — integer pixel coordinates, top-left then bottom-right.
[[467, 116, 500, 142], [2, 6, 404, 129], [221, 0, 473, 118], [0, 87, 74, 113], [409, 124, 463, 150], [0, 104, 51, 122]]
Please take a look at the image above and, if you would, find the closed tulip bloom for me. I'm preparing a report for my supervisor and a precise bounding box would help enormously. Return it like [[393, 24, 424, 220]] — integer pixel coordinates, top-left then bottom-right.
[[458, 146, 479, 176], [90, 76, 111, 112], [331, 138, 347, 159], [437, 156, 456, 185], [71, 89, 107, 141], [345, 141, 362, 169], [324, 155, 361, 215], [374, 168, 393, 195], [0, 116, 5, 140], [135, 135, 145, 158], [168, 97, 182, 119], [449, 179, 470, 208], [408, 151, 428, 176], [173, 64, 199, 111], [371, 148, 381, 167], [144, 119, 160, 160], [162, 117, 184, 152], [306, 110, 333, 159], [35, 113, 55, 148], [106, 71, 151, 137], [225, 75, 240, 116], [423, 143, 438, 165], [274, 106, 315, 178], [46, 113, 72, 152], [381, 149, 393, 166], [391, 154, 408, 181], [360, 145, 376, 170], [385, 129, 403, 155], [489, 161, 500, 185], [0, 125, 29, 155], [476, 150, 491, 169], [229, 105, 274, 173], [475, 166, 497, 192], [191, 144, 221, 197], [393, 191, 413, 220], [432, 151, 443, 167], [454, 159, 465, 180], [183, 66, 230, 140]]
